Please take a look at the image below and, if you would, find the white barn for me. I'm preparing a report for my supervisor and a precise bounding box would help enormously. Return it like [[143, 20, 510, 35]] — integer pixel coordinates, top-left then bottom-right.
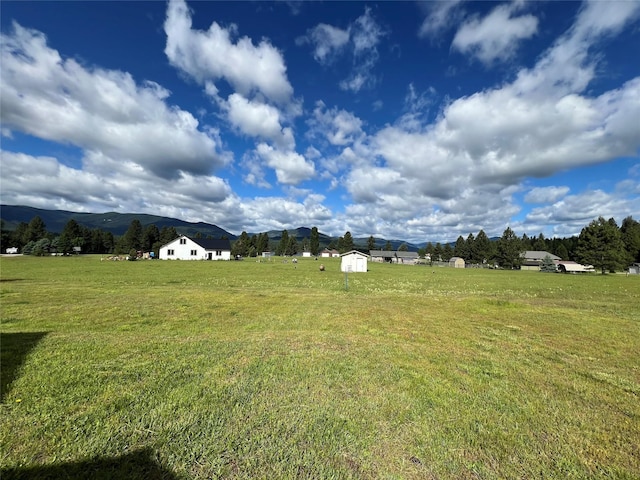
[[340, 250, 369, 273], [159, 235, 231, 260]]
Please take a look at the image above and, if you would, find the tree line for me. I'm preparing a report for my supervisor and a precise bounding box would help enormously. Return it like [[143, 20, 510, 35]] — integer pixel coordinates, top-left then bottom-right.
[[418, 217, 639, 273], [0, 217, 181, 256], [3, 215, 639, 273]]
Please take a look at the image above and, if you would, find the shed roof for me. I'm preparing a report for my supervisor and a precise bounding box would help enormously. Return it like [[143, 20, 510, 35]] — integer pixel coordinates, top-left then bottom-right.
[[340, 250, 369, 257]]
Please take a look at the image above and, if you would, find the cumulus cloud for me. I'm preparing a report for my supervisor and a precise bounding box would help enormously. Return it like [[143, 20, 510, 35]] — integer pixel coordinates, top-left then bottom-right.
[[226, 93, 294, 149], [164, 0, 294, 105], [309, 101, 365, 147], [354, 1, 640, 241], [255, 143, 315, 185], [452, 3, 538, 65], [296, 23, 349, 64], [299, 7, 386, 92], [0, 150, 233, 217], [525, 186, 570, 204], [0, 22, 228, 180]]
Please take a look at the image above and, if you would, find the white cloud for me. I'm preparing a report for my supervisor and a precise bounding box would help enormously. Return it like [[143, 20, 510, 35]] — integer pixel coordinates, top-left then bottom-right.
[[256, 143, 315, 185], [418, 0, 465, 39], [164, 0, 294, 105], [0, 150, 233, 217], [299, 7, 386, 93], [309, 102, 365, 147], [296, 23, 349, 64], [0, 22, 227, 180], [525, 186, 570, 204], [524, 189, 639, 237], [226, 94, 293, 149], [452, 3, 538, 65]]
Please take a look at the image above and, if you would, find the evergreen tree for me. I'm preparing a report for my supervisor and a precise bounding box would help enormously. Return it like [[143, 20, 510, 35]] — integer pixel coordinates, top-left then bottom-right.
[[620, 216, 640, 263], [0, 220, 11, 250], [120, 219, 143, 253], [474, 230, 494, 264], [466, 233, 477, 263], [540, 254, 557, 273], [286, 236, 298, 256], [425, 242, 434, 256], [384, 240, 392, 251], [442, 243, 453, 261], [433, 243, 443, 261], [310, 227, 320, 256], [341, 231, 354, 253], [453, 235, 468, 259], [533, 233, 547, 251], [256, 233, 269, 254], [367, 235, 376, 252], [58, 219, 83, 255], [12, 222, 29, 250], [159, 226, 179, 245], [26, 216, 47, 243], [398, 243, 408, 251], [575, 217, 627, 274], [232, 231, 251, 257], [277, 230, 289, 256], [142, 224, 160, 252], [555, 243, 569, 261], [497, 227, 523, 269]]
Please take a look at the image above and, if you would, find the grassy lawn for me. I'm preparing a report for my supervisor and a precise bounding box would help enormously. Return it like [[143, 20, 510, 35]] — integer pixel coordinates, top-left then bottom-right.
[[1, 255, 639, 479]]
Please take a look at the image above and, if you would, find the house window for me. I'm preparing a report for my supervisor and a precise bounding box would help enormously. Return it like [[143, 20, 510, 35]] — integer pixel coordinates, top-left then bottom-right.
[[167, 249, 174, 256], [190, 250, 197, 256], [180, 238, 187, 244], [216, 250, 222, 256]]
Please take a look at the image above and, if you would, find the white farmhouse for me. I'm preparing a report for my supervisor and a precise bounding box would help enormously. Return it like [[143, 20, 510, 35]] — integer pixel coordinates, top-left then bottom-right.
[[159, 235, 232, 260], [340, 250, 369, 273]]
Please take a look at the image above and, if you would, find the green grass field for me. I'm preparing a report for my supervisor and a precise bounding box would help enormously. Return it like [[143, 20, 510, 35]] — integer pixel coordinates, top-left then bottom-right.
[[1, 255, 639, 479]]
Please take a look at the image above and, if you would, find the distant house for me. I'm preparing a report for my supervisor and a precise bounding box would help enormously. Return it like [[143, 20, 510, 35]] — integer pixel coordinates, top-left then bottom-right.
[[5, 247, 18, 254], [341, 250, 369, 273], [449, 257, 465, 268], [557, 261, 595, 273], [159, 235, 231, 260], [302, 251, 312, 257], [520, 251, 562, 271], [629, 263, 640, 275], [369, 250, 419, 264], [321, 249, 340, 258]]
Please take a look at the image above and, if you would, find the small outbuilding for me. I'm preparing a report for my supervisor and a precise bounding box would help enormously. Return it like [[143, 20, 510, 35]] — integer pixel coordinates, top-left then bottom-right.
[[629, 263, 640, 275], [449, 257, 465, 268], [340, 250, 369, 273]]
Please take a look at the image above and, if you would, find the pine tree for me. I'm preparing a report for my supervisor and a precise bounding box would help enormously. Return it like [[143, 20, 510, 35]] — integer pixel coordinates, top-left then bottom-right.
[[540, 254, 557, 273], [497, 227, 523, 269], [367, 235, 376, 252], [123, 219, 143, 252], [620, 216, 640, 263], [341, 231, 354, 253], [475, 230, 494, 264], [575, 217, 627, 274], [277, 230, 289, 256], [310, 227, 320, 256], [25, 216, 47, 243]]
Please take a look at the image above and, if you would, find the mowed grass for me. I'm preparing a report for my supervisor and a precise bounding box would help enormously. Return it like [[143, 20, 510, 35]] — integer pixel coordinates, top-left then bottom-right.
[[1, 255, 638, 479]]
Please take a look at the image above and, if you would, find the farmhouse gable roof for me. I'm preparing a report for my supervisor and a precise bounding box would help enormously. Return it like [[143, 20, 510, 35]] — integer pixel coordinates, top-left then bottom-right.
[[522, 251, 561, 262]]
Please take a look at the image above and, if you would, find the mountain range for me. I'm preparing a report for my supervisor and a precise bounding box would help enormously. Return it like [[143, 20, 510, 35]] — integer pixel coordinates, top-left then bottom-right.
[[0, 205, 424, 251]]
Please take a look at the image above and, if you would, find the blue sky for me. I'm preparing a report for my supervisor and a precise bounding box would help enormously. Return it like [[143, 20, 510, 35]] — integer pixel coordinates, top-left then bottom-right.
[[1, 0, 639, 243]]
